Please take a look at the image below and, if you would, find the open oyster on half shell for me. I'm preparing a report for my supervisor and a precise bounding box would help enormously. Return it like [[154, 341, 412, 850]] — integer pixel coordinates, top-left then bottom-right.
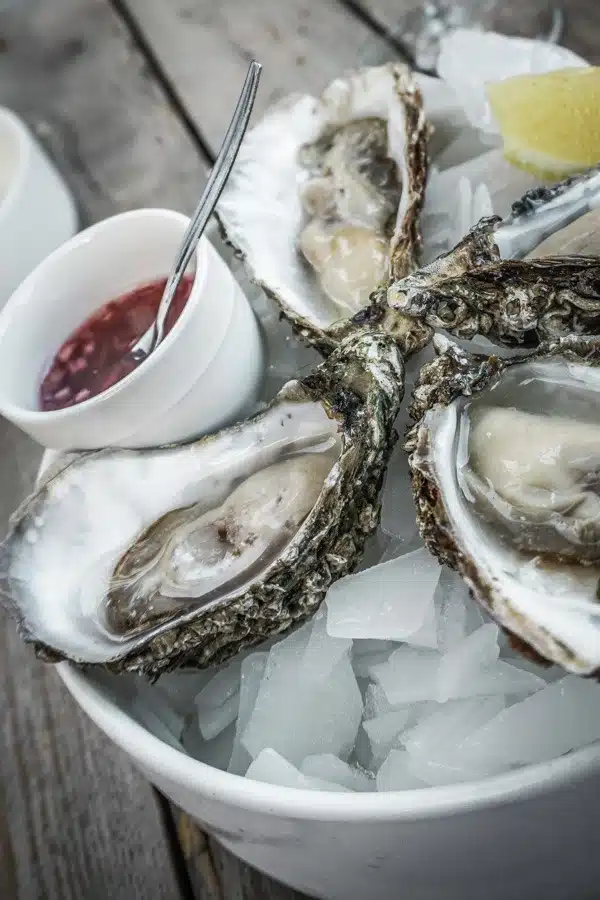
[[217, 64, 432, 358], [407, 334, 600, 675], [1, 332, 403, 677], [389, 165, 600, 348]]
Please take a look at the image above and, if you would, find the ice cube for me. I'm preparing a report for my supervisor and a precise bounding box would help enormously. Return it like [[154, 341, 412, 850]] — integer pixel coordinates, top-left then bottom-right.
[[433, 127, 491, 171], [131, 678, 186, 746], [379, 538, 424, 565], [465, 599, 488, 633], [404, 591, 439, 650], [228, 652, 269, 775], [246, 749, 350, 791], [459, 677, 600, 767], [326, 547, 441, 642], [406, 753, 507, 786], [195, 660, 242, 713], [353, 724, 375, 772], [300, 754, 372, 791], [402, 697, 506, 758], [371, 646, 441, 705], [364, 682, 394, 719], [197, 692, 240, 741], [436, 568, 468, 653], [356, 531, 390, 572], [241, 614, 362, 765], [473, 661, 547, 699], [130, 696, 184, 751], [193, 658, 244, 740], [182, 720, 236, 771], [437, 149, 541, 221], [353, 639, 398, 658], [364, 708, 412, 766], [152, 670, 213, 718], [376, 749, 425, 791], [435, 623, 500, 703], [352, 641, 397, 679]]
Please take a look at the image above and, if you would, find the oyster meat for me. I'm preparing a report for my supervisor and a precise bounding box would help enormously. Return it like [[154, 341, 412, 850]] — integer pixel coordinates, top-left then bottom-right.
[[2, 332, 403, 676], [389, 166, 600, 347], [217, 64, 431, 358], [407, 334, 600, 674], [298, 117, 401, 319]]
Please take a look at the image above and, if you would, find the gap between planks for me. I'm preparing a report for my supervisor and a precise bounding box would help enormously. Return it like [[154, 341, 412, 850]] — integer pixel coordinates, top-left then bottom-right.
[[117, 0, 408, 158]]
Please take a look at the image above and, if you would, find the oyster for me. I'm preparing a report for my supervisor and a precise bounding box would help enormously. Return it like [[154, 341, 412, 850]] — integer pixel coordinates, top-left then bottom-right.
[[389, 166, 600, 347], [407, 334, 600, 674], [217, 64, 432, 358], [2, 332, 403, 676]]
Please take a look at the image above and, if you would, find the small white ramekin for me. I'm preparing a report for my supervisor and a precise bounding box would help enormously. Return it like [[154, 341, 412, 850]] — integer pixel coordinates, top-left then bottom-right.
[[0, 107, 77, 305], [0, 208, 264, 449]]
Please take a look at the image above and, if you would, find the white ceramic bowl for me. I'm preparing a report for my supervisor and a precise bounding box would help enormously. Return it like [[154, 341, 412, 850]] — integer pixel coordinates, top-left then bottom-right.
[[59, 662, 600, 900], [0, 208, 264, 449], [0, 107, 77, 305]]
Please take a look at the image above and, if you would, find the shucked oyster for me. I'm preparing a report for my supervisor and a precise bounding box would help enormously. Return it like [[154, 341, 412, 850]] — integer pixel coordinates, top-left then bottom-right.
[[2, 332, 403, 676], [389, 165, 600, 347], [217, 64, 431, 358], [407, 334, 600, 675]]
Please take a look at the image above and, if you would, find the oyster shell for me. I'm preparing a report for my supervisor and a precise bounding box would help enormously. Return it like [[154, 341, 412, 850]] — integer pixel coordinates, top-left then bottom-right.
[[216, 64, 432, 358], [407, 333, 600, 674], [2, 332, 403, 676], [389, 166, 600, 347]]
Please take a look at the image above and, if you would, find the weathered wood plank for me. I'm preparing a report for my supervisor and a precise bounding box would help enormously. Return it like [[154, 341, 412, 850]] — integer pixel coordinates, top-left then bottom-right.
[[208, 835, 311, 900], [0, 0, 209, 225], [172, 808, 313, 900], [118, 0, 393, 156], [0, 1, 212, 898], [176, 810, 224, 900], [0, 424, 185, 900], [354, 0, 600, 65]]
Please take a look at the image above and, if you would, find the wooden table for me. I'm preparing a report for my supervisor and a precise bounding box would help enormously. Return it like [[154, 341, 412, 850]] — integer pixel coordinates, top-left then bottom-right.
[[1, 2, 600, 897]]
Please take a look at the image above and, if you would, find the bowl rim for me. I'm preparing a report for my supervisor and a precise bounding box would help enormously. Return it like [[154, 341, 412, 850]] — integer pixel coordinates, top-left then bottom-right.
[[0, 207, 205, 423], [59, 661, 600, 822]]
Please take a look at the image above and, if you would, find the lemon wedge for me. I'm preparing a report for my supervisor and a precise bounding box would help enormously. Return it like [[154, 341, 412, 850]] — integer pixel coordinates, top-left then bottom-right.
[[487, 67, 600, 179]]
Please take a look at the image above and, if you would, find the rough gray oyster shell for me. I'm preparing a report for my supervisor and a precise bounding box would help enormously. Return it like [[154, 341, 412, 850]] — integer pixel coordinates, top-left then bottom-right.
[[2, 332, 403, 677], [406, 333, 600, 675], [216, 64, 432, 358], [389, 165, 600, 348]]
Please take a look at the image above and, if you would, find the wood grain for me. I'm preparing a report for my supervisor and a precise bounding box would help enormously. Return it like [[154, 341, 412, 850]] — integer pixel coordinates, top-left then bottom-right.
[[0, 0, 211, 898], [0, 423, 185, 900], [117, 0, 394, 156], [171, 808, 313, 900], [207, 835, 310, 900], [0, 0, 209, 225], [354, 0, 600, 64]]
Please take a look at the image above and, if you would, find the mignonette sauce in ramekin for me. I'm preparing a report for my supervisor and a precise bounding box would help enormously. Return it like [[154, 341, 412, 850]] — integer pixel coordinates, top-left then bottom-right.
[[0, 207, 265, 450]]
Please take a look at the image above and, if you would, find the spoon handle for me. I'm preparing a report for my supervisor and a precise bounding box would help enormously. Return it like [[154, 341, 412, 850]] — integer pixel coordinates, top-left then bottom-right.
[[133, 59, 262, 360]]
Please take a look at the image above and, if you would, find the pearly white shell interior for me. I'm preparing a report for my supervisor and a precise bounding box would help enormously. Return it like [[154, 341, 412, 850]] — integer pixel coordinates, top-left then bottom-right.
[[217, 65, 419, 333], [495, 169, 600, 260], [7, 399, 340, 663], [423, 358, 600, 674]]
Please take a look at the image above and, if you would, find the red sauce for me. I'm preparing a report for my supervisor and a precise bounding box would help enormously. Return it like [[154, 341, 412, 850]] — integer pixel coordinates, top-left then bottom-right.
[[39, 275, 194, 411]]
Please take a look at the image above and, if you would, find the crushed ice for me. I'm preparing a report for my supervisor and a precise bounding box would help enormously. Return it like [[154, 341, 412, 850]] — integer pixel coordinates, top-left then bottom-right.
[[93, 32, 600, 792], [117, 483, 600, 791]]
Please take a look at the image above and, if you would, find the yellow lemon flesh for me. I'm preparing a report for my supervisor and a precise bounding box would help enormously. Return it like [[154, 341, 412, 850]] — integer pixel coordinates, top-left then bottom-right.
[[487, 67, 600, 180]]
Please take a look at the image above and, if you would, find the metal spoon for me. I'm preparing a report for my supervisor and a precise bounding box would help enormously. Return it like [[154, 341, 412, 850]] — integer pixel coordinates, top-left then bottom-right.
[[129, 59, 262, 363]]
